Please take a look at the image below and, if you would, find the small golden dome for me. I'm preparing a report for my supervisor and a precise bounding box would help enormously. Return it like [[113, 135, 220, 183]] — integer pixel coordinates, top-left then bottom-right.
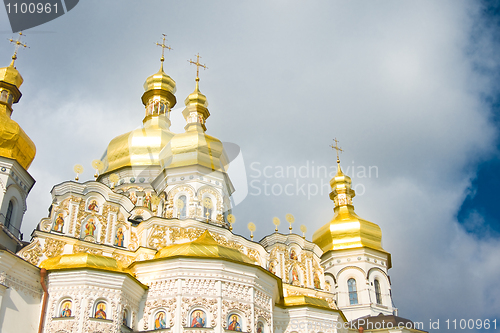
[[0, 61, 35, 170], [40, 253, 130, 274], [0, 61, 23, 88], [312, 162, 384, 253], [155, 230, 254, 264], [160, 78, 225, 171], [141, 63, 177, 110]]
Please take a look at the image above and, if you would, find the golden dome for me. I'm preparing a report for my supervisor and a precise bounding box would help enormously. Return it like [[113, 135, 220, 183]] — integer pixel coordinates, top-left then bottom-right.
[[0, 60, 23, 88], [40, 252, 130, 274], [101, 62, 177, 173], [160, 78, 226, 171], [312, 162, 384, 253], [155, 230, 254, 264], [0, 61, 35, 170]]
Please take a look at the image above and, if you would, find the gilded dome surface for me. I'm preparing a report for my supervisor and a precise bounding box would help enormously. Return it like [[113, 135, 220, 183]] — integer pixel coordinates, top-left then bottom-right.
[[101, 63, 177, 173], [40, 253, 129, 274], [0, 113, 36, 169], [0, 62, 35, 170], [103, 117, 174, 173], [155, 230, 254, 264], [313, 163, 384, 253]]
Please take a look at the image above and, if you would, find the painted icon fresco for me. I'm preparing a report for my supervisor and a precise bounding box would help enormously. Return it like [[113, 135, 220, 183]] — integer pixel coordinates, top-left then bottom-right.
[[84, 218, 96, 237], [94, 302, 106, 319], [290, 249, 298, 260], [87, 199, 99, 212], [227, 314, 242, 331], [53, 213, 64, 232], [257, 321, 264, 333], [291, 266, 300, 284], [314, 273, 321, 289], [154, 311, 167, 329], [114, 227, 124, 247], [190, 309, 206, 328], [122, 309, 128, 326], [60, 300, 72, 317]]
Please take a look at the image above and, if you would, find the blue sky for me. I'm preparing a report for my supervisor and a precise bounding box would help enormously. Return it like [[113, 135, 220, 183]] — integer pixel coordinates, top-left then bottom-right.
[[1, 1, 500, 332]]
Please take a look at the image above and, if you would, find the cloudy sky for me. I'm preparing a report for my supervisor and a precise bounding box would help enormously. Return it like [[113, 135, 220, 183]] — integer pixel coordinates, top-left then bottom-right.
[[1, 1, 500, 331]]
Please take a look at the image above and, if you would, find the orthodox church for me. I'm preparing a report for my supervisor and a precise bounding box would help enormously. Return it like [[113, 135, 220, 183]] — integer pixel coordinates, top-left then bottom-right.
[[0, 35, 426, 333]]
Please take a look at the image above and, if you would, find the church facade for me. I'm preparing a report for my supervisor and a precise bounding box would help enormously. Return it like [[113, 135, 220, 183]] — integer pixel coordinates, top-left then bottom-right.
[[0, 37, 425, 333]]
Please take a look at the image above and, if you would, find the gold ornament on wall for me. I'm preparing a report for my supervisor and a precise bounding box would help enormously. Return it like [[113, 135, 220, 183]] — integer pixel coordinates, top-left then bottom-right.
[[300, 225, 307, 238], [285, 213, 295, 234], [73, 164, 84, 181], [109, 173, 119, 189], [227, 214, 235, 231], [91, 160, 104, 180], [272, 217, 280, 232], [247, 222, 256, 241]]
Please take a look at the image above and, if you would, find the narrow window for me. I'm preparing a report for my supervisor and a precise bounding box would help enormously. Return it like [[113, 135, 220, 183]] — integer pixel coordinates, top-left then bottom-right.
[[348, 278, 358, 305], [179, 195, 187, 218], [5, 201, 13, 228], [375, 279, 382, 304]]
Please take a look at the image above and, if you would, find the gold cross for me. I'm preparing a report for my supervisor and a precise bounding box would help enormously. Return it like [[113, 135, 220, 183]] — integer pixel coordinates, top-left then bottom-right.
[[155, 34, 172, 62], [8, 31, 28, 63], [330, 138, 343, 163], [188, 53, 208, 80]]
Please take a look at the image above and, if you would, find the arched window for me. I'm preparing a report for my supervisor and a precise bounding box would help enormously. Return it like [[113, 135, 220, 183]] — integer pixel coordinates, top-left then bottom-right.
[[348, 278, 358, 305], [375, 279, 382, 304], [5, 200, 14, 228], [179, 195, 187, 218]]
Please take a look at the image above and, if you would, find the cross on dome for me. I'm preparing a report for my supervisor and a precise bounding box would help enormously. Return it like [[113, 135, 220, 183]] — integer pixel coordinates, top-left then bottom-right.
[[188, 53, 208, 82], [8, 31, 28, 65], [155, 33, 172, 67], [330, 138, 343, 163]]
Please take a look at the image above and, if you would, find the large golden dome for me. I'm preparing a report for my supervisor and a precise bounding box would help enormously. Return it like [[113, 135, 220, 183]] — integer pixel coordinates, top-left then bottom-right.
[[0, 60, 36, 170], [102, 62, 177, 173], [313, 162, 385, 253], [155, 230, 254, 264]]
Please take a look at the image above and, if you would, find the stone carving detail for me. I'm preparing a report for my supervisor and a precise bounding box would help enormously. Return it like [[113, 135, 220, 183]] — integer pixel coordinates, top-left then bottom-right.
[[222, 300, 251, 332], [43, 238, 66, 258], [40, 218, 52, 232], [73, 245, 103, 255], [112, 253, 133, 267], [222, 282, 251, 302], [147, 225, 172, 249], [19, 238, 43, 265], [142, 298, 176, 330], [148, 279, 177, 297], [255, 307, 272, 330], [183, 279, 217, 296], [181, 296, 218, 328], [128, 231, 139, 251], [254, 290, 271, 311], [1, 272, 42, 298]]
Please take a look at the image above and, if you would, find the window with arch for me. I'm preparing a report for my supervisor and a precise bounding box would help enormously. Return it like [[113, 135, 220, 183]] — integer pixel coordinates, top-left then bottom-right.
[[189, 309, 207, 328], [122, 308, 130, 327], [374, 279, 382, 304], [348, 278, 358, 305], [227, 313, 243, 331], [59, 299, 73, 318], [202, 196, 213, 220], [153, 309, 167, 329], [178, 195, 187, 218], [5, 200, 14, 228], [93, 300, 108, 319]]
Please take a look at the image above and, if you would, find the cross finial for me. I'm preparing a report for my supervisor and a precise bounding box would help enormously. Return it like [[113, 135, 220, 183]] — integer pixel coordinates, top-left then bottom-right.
[[155, 34, 172, 68], [188, 53, 208, 82], [330, 138, 343, 163], [8, 31, 28, 66]]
